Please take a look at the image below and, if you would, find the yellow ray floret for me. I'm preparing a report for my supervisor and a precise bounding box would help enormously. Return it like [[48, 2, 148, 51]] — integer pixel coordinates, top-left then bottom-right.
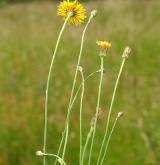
[[96, 41, 111, 50], [57, 0, 86, 25]]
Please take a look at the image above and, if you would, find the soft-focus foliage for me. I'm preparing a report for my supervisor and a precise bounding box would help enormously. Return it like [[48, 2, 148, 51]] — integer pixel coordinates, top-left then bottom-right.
[[0, 0, 93, 5]]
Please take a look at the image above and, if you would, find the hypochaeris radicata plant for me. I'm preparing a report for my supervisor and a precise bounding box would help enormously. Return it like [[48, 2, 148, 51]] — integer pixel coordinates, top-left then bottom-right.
[[36, 0, 131, 165]]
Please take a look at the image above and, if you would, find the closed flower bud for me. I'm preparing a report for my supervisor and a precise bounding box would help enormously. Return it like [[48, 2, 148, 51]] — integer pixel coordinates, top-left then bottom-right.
[[117, 112, 124, 118], [90, 9, 98, 18], [36, 150, 44, 156], [78, 66, 83, 72]]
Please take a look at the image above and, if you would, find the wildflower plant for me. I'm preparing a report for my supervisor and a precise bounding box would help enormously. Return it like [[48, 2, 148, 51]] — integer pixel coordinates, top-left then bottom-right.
[[36, 0, 132, 165]]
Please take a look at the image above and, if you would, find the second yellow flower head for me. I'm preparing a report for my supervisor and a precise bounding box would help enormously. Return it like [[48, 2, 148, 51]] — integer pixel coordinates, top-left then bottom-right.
[[96, 41, 111, 50]]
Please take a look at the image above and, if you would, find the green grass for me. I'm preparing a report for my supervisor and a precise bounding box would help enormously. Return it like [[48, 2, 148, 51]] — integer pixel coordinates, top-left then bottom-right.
[[0, 1, 160, 165]]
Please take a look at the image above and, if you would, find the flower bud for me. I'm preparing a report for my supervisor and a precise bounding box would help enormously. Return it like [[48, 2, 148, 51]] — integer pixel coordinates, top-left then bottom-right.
[[78, 66, 83, 72], [117, 112, 124, 118], [90, 9, 98, 18], [36, 150, 44, 156]]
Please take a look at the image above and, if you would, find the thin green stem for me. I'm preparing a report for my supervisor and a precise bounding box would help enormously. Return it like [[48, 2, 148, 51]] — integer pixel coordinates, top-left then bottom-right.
[[43, 15, 71, 165], [97, 58, 126, 165], [79, 68, 85, 165], [81, 126, 94, 164], [54, 69, 100, 165], [53, 134, 65, 165], [99, 115, 119, 165], [88, 57, 104, 165], [44, 153, 66, 165], [70, 70, 101, 115], [61, 15, 93, 159]]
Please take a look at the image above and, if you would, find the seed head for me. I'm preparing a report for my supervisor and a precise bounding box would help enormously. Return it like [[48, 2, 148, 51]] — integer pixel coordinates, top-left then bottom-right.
[[122, 46, 131, 58]]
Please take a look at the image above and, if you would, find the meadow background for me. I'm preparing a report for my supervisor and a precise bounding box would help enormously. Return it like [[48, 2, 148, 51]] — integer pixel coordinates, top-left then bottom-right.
[[0, 0, 160, 165]]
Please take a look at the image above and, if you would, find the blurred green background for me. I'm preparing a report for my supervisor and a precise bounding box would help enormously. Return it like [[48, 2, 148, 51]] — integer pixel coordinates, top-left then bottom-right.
[[0, 0, 95, 5], [0, 0, 160, 165]]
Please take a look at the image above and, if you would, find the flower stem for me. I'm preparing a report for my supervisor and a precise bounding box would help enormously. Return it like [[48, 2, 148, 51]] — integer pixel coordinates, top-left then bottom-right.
[[79, 68, 85, 165], [81, 126, 94, 164], [99, 114, 121, 165], [54, 70, 100, 165], [88, 57, 104, 165], [44, 153, 66, 165], [97, 58, 126, 165], [70, 70, 101, 119], [43, 14, 71, 165], [61, 14, 94, 160]]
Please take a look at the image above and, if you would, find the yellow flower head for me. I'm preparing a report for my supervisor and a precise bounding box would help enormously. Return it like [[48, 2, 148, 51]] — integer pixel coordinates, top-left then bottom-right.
[[96, 41, 111, 50], [57, 0, 86, 25]]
